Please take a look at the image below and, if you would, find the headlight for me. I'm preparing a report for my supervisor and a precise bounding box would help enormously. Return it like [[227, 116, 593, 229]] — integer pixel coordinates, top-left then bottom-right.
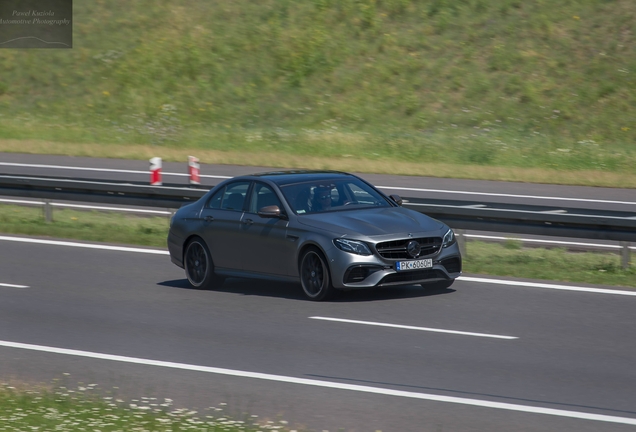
[[442, 228, 456, 247], [334, 238, 372, 256]]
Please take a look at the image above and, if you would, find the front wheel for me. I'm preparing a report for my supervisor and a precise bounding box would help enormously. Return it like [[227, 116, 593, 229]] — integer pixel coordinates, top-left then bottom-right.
[[299, 248, 335, 301], [184, 237, 222, 290]]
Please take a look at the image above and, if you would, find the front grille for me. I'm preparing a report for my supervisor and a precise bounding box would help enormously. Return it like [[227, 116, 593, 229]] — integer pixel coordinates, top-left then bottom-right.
[[378, 269, 446, 286], [441, 257, 462, 274], [376, 237, 442, 259], [343, 265, 383, 284]]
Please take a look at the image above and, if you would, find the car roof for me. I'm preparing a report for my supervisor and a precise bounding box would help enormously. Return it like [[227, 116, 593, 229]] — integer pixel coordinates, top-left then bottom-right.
[[247, 170, 358, 186]]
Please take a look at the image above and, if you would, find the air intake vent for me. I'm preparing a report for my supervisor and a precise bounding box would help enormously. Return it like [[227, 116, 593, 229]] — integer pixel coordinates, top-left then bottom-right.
[[441, 257, 462, 274], [379, 269, 446, 286], [343, 265, 383, 284]]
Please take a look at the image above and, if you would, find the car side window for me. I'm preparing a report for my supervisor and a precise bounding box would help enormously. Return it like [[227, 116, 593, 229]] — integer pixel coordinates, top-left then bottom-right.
[[206, 181, 250, 211], [248, 183, 283, 214], [207, 187, 225, 209]]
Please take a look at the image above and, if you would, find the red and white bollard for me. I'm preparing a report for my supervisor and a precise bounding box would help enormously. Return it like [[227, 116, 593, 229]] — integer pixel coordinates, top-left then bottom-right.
[[188, 155, 200, 185], [149, 157, 162, 186]]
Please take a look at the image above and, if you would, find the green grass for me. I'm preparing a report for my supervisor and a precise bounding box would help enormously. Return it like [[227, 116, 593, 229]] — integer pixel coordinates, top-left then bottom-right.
[[1, 0, 635, 187], [464, 241, 636, 288], [1, 204, 634, 288], [0, 205, 169, 248], [0, 383, 290, 432]]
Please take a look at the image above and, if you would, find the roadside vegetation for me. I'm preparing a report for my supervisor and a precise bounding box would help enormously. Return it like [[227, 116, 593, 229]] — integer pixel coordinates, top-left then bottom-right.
[[1, 204, 633, 288], [1, 0, 635, 187], [0, 383, 292, 432], [466, 241, 635, 288], [0, 205, 168, 247]]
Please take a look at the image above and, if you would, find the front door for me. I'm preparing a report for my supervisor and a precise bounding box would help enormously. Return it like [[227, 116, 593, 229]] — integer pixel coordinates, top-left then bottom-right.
[[241, 182, 296, 276]]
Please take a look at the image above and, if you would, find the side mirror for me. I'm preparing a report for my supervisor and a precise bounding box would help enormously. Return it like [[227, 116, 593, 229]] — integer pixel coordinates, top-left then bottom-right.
[[389, 194, 403, 206], [258, 205, 287, 219]]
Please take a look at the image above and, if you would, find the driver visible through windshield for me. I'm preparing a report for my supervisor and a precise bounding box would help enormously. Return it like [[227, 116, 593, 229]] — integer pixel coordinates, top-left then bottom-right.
[[280, 178, 391, 215]]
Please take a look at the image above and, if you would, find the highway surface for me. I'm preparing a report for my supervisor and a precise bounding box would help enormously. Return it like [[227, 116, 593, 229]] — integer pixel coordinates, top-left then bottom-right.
[[1, 235, 635, 432], [1, 153, 635, 431]]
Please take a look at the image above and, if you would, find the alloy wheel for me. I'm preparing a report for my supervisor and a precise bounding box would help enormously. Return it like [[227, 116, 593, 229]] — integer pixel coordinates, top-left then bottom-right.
[[185, 240, 208, 287]]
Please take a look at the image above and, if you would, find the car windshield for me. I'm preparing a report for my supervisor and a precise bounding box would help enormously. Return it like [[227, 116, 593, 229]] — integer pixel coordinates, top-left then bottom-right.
[[279, 178, 391, 215]]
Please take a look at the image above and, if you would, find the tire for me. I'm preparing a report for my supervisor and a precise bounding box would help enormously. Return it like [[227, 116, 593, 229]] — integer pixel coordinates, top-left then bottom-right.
[[421, 279, 455, 290], [299, 248, 335, 301], [184, 237, 222, 290]]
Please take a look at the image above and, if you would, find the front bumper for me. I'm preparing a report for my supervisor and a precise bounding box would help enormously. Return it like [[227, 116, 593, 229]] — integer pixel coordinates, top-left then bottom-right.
[[328, 242, 462, 289]]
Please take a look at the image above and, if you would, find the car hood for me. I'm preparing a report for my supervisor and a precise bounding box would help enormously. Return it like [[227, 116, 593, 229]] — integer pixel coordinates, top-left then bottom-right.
[[296, 207, 444, 238]]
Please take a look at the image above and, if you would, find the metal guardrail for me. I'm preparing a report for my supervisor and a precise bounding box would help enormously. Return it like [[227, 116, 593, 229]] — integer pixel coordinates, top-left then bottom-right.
[[402, 199, 636, 242], [1, 174, 634, 267], [400, 199, 635, 269], [0, 175, 205, 208]]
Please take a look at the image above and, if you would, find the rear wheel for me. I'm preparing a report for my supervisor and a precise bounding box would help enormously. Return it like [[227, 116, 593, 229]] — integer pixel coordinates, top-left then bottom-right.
[[300, 248, 335, 301], [184, 237, 222, 289]]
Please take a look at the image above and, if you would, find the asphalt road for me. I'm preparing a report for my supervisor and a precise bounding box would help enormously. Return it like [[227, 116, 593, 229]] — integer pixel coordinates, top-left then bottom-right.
[[1, 237, 635, 432]]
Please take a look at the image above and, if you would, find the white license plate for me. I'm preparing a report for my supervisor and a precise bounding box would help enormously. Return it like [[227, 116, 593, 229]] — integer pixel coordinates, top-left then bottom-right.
[[396, 258, 433, 271]]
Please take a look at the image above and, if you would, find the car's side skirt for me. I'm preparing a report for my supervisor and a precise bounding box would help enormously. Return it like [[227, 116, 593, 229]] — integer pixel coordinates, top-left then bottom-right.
[[215, 268, 300, 284]]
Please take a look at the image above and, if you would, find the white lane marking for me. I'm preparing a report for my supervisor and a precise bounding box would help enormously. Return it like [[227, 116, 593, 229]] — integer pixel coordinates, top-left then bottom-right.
[[309, 317, 517, 340], [0, 162, 231, 180], [53, 203, 172, 215], [464, 234, 636, 250], [0, 198, 42, 205], [0, 340, 634, 426], [459, 277, 636, 296], [0, 198, 172, 215], [0, 236, 169, 255], [2, 161, 634, 206], [0, 283, 29, 288], [375, 185, 636, 206], [0, 236, 632, 296]]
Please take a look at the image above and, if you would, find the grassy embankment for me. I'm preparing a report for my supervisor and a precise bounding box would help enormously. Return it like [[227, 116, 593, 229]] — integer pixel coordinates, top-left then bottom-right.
[[0, 383, 289, 432], [1, 204, 633, 288], [0, 0, 635, 187]]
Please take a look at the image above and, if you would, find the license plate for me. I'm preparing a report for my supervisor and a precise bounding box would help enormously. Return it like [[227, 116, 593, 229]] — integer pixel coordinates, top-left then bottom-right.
[[396, 258, 433, 271]]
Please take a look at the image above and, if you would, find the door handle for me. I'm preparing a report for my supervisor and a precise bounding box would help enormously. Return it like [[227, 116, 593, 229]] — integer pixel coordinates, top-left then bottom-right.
[[243, 218, 253, 225], [204, 215, 214, 222]]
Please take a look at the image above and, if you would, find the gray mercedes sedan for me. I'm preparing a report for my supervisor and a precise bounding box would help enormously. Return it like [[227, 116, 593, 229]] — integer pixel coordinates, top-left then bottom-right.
[[168, 171, 461, 301]]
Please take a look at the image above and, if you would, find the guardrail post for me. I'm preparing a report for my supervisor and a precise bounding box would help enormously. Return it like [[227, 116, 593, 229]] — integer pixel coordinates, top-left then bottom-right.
[[620, 242, 631, 270], [43, 199, 53, 223], [455, 229, 467, 257], [188, 156, 200, 186], [150, 157, 162, 186]]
